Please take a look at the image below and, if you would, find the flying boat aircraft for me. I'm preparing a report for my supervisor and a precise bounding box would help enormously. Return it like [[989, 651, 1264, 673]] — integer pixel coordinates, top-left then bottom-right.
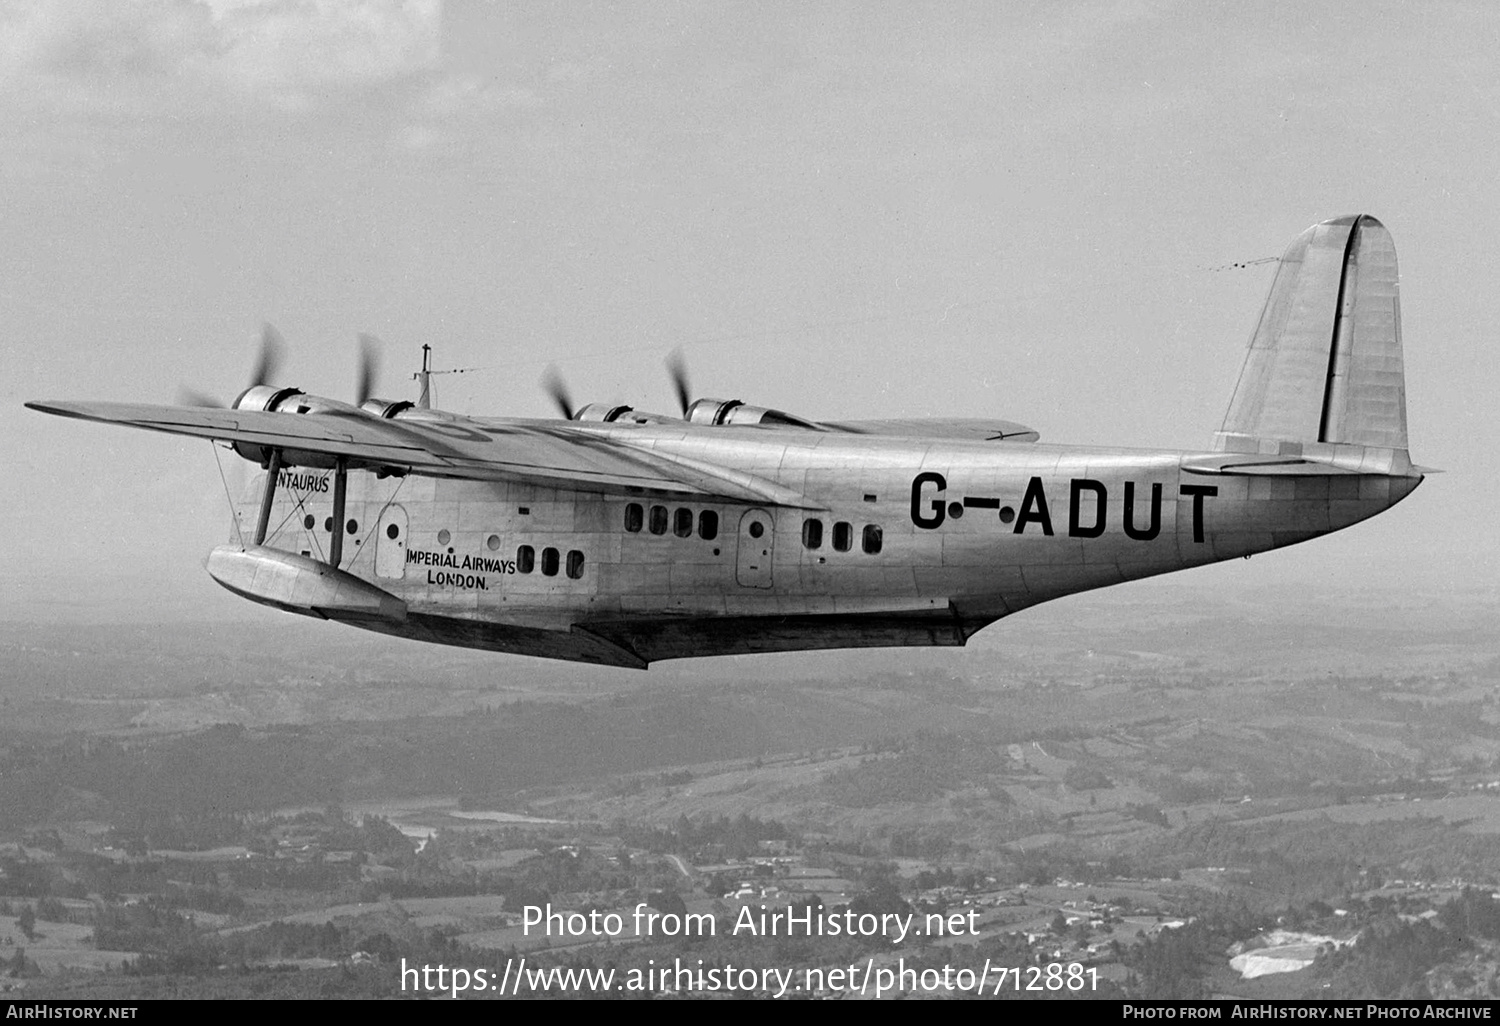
[[27, 215, 1426, 668]]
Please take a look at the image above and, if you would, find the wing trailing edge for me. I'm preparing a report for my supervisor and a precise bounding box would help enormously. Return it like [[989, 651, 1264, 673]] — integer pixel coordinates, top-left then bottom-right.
[[25, 399, 811, 507]]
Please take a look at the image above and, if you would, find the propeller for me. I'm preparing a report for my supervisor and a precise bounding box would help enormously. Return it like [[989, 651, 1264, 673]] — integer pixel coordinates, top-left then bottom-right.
[[249, 323, 285, 388], [177, 385, 223, 408], [355, 333, 382, 405], [666, 348, 691, 416], [177, 322, 286, 408], [540, 364, 575, 420]]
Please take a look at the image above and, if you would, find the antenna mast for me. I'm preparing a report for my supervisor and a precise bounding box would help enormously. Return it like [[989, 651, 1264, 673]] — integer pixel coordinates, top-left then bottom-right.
[[412, 346, 480, 409], [416, 344, 433, 409]]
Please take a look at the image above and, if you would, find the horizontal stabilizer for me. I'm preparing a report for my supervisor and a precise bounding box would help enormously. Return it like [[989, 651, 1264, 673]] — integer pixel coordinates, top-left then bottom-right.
[[1183, 451, 1425, 479], [1182, 455, 1363, 477]]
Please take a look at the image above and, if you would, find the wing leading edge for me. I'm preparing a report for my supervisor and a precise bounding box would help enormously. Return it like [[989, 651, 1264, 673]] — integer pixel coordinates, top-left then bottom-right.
[[25, 400, 812, 507]]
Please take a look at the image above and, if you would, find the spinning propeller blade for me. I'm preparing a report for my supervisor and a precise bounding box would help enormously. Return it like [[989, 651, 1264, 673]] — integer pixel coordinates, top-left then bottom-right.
[[355, 334, 382, 405], [666, 348, 691, 416], [249, 323, 285, 389], [540, 364, 575, 420], [177, 322, 287, 408]]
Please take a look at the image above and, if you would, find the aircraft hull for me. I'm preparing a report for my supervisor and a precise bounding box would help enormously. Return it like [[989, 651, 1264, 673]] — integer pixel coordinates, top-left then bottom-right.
[[224, 434, 1420, 666], [27, 214, 1428, 667]]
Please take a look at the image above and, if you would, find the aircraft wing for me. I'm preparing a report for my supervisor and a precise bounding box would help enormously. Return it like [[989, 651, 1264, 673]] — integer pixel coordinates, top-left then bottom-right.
[[25, 400, 813, 507], [822, 418, 1040, 442]]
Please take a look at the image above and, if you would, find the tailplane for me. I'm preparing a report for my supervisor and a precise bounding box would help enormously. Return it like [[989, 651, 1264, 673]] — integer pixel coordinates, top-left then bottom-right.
[[1216, 215, 1413, 474]]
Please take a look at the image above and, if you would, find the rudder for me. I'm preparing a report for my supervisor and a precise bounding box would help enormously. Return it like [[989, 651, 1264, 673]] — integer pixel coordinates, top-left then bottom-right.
[[1216, 215, 1410, 465]]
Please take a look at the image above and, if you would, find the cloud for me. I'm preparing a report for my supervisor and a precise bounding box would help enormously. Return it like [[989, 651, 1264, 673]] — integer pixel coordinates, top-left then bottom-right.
[[211, 0, 440, 94], [392, 72, 543, 152], [420, 73, 540, 116], [0, 0, 441, 115]]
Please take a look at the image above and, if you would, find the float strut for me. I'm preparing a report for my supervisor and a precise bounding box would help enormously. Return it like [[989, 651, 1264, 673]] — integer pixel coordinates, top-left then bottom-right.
[[253, 449, 282, 546], [329, 457, 347, 568]]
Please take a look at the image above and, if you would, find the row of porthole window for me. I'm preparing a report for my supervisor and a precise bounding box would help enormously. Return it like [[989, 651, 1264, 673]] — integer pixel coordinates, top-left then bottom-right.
[[304, 514, 365, 535], [804, 519, 882, 555], [301, 514, 405, 543], [438, 530, 508, 551], [310, 513, 877, 560], [299, 517, 585, 580], [621, 504, 883, 555], [516, 545, 585, 579], [624, 503, 719, 540]]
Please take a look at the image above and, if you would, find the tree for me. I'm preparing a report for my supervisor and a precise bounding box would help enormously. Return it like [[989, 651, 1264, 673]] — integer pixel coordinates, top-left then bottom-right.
[[850, 881, 911, 920], [648, 891, 687, 917], [16, 906, 35, 942]]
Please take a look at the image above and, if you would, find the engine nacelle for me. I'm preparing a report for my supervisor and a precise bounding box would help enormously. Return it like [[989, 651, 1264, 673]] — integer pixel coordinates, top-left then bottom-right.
[[232, 384, 304, 413], [360, 398, 416, 419], [573, 402, 636, 422], [684, 398, 822, 430], [231, 386, 372, 466], [572, 403, 682, 425], [233, 386, 367, 418]]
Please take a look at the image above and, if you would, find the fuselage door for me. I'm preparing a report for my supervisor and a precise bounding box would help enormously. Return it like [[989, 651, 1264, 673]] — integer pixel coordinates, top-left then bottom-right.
[[375, 505, 408, 579], [735, 508, 774, 588]]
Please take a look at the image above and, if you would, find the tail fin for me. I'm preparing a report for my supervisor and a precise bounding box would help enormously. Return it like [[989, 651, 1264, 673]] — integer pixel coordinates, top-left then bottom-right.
[[1216, 215, 1412, 472]]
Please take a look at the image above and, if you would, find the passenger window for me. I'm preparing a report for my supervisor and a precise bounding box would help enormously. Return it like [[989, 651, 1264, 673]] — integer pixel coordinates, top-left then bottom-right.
[[862, 524, 883, 554], [566, 550, 585, 579], [624, 503, 643, 532], [541, 547, 560, 576], [517, 545, 534, 574], [802, 519, 823, 550], [833, 521, 852, 552], [649, 505, 668, 535], [698, 510, 719, 540], [674, 507, 693, 538]]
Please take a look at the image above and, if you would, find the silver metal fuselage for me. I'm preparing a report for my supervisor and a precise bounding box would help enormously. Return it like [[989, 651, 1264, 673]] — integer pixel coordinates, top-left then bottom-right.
[[229, 420, 1420, 666], [24, 215, 1426, 668]]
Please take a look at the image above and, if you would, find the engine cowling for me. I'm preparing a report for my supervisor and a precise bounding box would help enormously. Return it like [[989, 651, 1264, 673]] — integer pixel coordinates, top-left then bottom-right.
[[573, 402, 635, 422], [233, 386, 370, 418], [232, 384, 303, 413], [571, 403, 682, 425], [684, 398, 823, 429], [359, 398, 416, 419], [231, 386, 375, 466]]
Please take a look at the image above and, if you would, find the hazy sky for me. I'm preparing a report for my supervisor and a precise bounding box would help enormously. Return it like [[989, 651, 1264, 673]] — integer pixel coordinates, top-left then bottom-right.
[[2, 0, 1496, 624]]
